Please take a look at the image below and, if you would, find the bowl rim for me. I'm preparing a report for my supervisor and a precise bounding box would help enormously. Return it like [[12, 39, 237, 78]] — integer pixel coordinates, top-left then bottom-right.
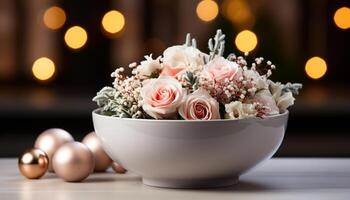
[[92, 108, 289, 123]]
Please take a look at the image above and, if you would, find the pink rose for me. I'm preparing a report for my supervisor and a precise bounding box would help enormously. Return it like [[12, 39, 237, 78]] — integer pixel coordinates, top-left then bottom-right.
[[160, 64, 186, 78], [140, 76, 184, 119], [203, 57, 239, 83], [179, 88, 220, 120]]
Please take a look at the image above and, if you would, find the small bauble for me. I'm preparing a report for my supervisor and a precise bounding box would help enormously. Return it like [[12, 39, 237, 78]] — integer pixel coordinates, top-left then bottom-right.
[[34, 128, 74, 172], [52, 142, 94, 182], [82, 132, 112, 172], [18, 148, 49, 179], [111, 162, 127, 174]]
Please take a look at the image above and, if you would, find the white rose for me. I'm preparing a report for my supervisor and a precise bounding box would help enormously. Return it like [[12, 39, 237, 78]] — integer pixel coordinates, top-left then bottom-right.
[[276, 91, 295, 112], [162, 45, 205, 68], [224, 101, 257, 119], [268, 80, 283, 100], [136, 55, 162, 78], [179, 88, 220, 120], [244, 69, 268, 90], [140, 76, 184, 119], [268, 80, 295, 112]]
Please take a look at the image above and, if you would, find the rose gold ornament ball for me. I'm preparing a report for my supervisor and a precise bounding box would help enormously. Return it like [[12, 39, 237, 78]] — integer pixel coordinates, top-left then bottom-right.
[[34, 128, 74, 172], [111, 162, 127, 174], [18, 148, 49, 179], [52, 142, 94, 182], [82, 132, 112, 172]]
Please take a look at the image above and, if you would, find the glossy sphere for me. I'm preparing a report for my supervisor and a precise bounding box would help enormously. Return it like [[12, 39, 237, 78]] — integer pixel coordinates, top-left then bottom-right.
[[52, 142, 94, 182], [18, 148, 49, 179], [34, 128, 74, 172], [82, 132, 112, 172]]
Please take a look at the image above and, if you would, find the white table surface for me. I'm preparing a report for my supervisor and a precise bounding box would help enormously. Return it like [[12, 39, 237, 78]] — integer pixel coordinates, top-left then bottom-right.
[[0, 158, 349, 200]]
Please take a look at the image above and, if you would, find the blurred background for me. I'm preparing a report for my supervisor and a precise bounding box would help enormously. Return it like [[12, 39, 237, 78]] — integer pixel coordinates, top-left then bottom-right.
[[0, 0, 349, 157]]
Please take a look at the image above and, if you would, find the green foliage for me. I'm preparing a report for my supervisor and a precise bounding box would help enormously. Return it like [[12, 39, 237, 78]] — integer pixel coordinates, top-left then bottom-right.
[[282, 83, 303, 95], [184, 71, 199, 91], [92, 86, 132, 118], [208, 29, 226, 60]]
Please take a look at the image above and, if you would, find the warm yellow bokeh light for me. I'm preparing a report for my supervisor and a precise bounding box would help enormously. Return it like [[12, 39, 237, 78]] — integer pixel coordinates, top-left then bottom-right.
[[102, 10, 125, 34], [32, 57, 55, 81], [235, 30, 258, 52], [334, 7, 350, 29], [64, 26, 88, 49], [305, 57, 327, 79], [196, 0, 219, 22], [43, 6, 66, 30], [221, 0, 255, 29]]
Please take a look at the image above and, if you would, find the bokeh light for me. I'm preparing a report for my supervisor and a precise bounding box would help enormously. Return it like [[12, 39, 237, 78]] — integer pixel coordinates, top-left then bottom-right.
[[64, 26, 88, 49], [196, 0, 219, 22], [221, 0, 255, 29], [32, 57, 55, 81], [235, 30, 258, 52], [334, 7, 350, 29], [305, 57, 327, 79], [102, 10, 125, 34], [43, 6, 66, 30]]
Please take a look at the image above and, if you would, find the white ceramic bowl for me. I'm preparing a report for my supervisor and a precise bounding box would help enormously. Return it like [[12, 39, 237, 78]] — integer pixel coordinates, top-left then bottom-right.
[[93, 109, 288, 188]]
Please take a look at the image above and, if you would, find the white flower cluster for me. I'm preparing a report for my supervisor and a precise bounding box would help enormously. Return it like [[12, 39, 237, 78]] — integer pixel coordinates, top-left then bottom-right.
[[93, 29, 302, 120]]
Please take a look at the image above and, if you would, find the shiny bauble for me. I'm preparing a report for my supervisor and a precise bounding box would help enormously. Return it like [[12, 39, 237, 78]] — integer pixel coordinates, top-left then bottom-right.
[[52, 142, 94, 182], [111, 162, 127, 174], [18, 148, 49, 179], [82, 132, 112, 172], [34, 128, 74, 172]]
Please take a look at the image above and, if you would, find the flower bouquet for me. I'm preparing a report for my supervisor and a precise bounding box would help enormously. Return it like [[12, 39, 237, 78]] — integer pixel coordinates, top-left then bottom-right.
[[93, 29, 301, 120], [92, 30, 302, 188]]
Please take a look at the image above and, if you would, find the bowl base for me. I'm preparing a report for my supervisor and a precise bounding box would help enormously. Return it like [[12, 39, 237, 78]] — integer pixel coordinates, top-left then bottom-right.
[[142, 177, 239, 189]]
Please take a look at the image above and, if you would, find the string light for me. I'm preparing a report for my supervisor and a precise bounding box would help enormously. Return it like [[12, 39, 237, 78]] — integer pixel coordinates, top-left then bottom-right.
[[305, 57, 327, 79], [334, 7, 350, 29], [32, 57, 55, 81], [196, 0, 219, 22], [235, 30, 258, 53], [43, 6, 66, 30], [102, 10, 125, 34], [64, 26, 88, 49]]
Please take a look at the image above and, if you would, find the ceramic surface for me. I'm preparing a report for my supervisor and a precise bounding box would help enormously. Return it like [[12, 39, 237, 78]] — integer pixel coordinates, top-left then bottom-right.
[[92, 109, 288, 188]]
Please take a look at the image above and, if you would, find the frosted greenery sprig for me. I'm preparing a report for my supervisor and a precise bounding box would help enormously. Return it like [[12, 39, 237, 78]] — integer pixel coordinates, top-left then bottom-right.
[[282, 82, 303, 95], [184, 33, 197, 48], [92, 86, 116, 108], [93, 86, 133, 118], [208, 29, 225, 60], [92, 87, 119, 115], [184, 71, 199, 92]]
